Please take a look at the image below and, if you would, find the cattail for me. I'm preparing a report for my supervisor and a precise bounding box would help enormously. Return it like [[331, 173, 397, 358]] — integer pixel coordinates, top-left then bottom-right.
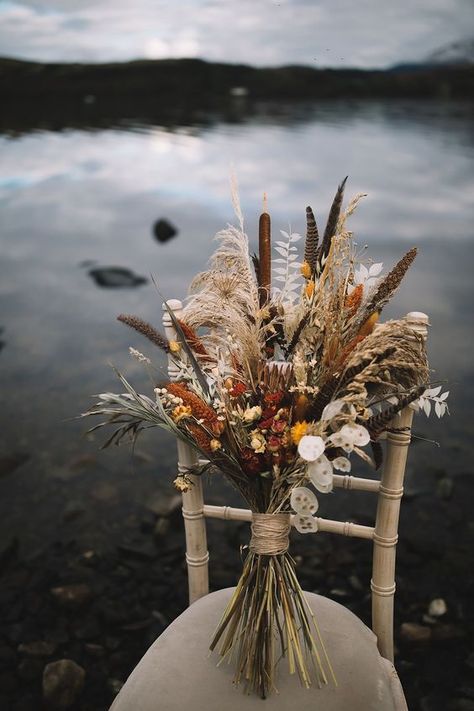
[[117, 314, 170, 352], [304, 206, 319, 273], [258, 197, 271, 307], [177, 319, 210, 358], [166, 382, 222, 435], [366, 385, 425, 439], [363, 247, 418, 319], [316, 177, 348, 266]]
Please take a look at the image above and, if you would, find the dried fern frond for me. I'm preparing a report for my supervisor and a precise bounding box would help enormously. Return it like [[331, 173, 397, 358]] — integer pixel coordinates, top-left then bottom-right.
[[117, 314, 170, 353]]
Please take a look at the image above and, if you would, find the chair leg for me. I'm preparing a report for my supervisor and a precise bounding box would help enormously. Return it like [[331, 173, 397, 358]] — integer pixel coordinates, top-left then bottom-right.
[[178, 441, 209, 604]]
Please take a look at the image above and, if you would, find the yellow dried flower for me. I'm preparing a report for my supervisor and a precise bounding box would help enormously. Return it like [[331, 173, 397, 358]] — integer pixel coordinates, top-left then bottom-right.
[[173, 475, 191, 492], [305, 280, 315, 298], [171, 405, 192, 422], [301, 261, 312, 279], [358, 311, 379, 338], [210, 439, 222, 452], [291, 421, 308, 445], [169, 340, 181, 353]]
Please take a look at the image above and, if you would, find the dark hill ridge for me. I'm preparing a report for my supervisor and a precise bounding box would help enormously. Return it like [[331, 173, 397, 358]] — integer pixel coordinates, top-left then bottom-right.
[[1, 57, 472, 134], [1, 56, 473, 100]]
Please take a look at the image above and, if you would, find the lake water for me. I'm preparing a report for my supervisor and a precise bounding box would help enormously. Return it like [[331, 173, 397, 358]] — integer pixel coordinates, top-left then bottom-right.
[[1, 99, 473, 553]]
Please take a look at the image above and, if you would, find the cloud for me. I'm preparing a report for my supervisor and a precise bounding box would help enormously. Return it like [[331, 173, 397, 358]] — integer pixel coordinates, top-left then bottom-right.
[[0, 0, 472, 67]]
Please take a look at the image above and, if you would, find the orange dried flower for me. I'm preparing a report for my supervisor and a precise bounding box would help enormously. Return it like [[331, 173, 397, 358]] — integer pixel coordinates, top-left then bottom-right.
[[305, 280, 315, 298], [177, 319, 210, 358], [166, 382, 223, 435], [186, 422, 213, 453], [345, 284, 363, 317], [301, 261, 312, 279]]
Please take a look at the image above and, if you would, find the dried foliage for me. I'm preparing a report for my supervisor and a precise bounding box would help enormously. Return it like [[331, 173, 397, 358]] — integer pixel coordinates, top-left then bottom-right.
[[84, 178, 447, 699]]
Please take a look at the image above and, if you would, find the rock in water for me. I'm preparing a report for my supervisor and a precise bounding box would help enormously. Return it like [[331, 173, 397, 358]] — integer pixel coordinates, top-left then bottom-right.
[[153, 218, 178, 243], [88, 267, 147, 288], [42, 659, 85, 708]]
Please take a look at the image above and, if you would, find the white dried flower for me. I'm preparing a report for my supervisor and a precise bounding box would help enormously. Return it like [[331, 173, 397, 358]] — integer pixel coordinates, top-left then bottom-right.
[[243, 406, 262, 423], [129, 347, 151, 364]]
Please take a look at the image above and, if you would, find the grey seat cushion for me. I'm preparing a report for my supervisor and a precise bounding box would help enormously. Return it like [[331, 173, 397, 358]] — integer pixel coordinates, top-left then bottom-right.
[[111, 588, 407, 711]]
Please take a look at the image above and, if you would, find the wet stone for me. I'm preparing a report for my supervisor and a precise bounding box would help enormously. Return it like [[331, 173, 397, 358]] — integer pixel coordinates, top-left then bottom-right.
[[42, 659, 85, 709], [144, 493, 182, 517], [50, 584, 93, 608], [18, 640, 57, 657], [432, 624, 465, 641], [91, 482, 119, 502], [88, 266, 147, 288], [108, 678, 124, 695], [152, 218, 178, 243], [429, 598, 448, 617], [400, 622, 432, 642]]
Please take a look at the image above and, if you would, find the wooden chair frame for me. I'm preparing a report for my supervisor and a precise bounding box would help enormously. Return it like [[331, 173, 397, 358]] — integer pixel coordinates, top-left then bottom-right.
[[163, 300, 429, 663]]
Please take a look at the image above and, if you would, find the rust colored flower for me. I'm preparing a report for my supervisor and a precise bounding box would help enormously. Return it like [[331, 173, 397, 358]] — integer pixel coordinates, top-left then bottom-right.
[[166, 382, 223, 435], [267, 435, 281, 453], [345, 283, 364, 317], [229, 382, 247, 398]]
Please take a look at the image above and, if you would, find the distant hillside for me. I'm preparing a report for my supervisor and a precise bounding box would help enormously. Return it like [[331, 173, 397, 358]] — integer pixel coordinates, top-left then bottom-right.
[[1, 57, 472, 134], [1, 56, 472, 101], [426, 38, 474, 66]]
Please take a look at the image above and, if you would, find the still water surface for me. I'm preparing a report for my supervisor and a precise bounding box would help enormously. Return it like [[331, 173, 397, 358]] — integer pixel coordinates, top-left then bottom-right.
[[1, 100, 473, 552]]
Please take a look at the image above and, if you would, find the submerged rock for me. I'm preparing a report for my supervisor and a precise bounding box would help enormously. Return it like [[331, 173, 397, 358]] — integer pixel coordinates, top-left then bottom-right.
[[152, 218, 178, 243], [88, 267, 147, 288], [42, 659, 85, 708]]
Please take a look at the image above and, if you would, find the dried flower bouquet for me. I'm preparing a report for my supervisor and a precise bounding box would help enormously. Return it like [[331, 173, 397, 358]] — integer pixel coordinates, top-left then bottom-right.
[[84, 178, 448, 698]]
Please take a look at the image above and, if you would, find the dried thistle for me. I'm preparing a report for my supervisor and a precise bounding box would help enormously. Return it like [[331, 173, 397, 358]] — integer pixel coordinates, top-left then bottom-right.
[[117, 314, 170, 352]]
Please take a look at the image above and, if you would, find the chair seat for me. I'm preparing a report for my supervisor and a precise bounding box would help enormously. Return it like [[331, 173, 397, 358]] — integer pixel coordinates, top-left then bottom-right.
[[111, 588, 407, 711]]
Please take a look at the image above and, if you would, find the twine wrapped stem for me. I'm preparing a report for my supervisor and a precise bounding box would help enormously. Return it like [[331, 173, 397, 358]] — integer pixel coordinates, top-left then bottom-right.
[[249, 512, 291, 555]]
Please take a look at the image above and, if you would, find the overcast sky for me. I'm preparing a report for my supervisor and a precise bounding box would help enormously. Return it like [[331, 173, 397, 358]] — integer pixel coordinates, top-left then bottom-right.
[[0, 0, 472, 68]]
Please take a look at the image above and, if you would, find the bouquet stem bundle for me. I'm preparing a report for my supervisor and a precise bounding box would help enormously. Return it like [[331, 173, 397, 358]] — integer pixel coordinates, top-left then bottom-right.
[[210, 513, 336, 698]]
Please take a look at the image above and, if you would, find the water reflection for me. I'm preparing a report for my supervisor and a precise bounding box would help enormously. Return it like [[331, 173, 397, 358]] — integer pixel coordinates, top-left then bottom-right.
[[0, 100, 472, 551]]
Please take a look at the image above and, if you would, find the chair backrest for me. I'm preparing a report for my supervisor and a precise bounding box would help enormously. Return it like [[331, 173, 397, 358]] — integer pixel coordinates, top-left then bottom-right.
[[162, 301, 429, 663]]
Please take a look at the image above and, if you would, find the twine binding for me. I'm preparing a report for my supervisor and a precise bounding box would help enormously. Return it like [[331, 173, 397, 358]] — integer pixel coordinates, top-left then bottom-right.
[[249, 512, 291, 555]]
